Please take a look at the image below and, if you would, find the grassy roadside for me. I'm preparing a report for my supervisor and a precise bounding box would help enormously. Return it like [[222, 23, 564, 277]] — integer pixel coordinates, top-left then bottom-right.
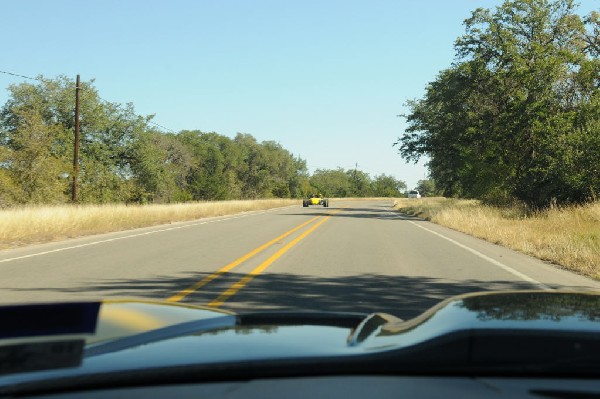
[[393, 198, 600, 281], [0, 199, 298, 250]]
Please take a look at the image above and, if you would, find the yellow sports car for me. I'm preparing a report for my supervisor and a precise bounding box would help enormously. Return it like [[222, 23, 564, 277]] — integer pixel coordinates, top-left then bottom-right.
[[303, 193, 329, 207]]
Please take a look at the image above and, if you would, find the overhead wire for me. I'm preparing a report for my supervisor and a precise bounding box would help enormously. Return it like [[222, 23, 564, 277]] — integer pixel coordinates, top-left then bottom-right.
[[94, 93, 177, 133], [0, 69, 42, 82]]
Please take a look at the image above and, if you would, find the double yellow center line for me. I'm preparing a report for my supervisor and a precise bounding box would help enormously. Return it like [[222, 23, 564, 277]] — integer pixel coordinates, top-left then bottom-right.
[[167, 209, 341, 306]]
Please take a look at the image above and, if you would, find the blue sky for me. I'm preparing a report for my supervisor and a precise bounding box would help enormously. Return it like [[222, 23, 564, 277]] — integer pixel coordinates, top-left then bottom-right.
[[1, 0, 598, 190]]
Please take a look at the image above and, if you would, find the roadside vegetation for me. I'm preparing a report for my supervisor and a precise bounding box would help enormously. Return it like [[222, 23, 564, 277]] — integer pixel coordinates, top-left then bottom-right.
[[394, 198, 600, 280], [0, 78, 405, 207], [0, 199, 299, 250], [396, 0, 600, 209], [393, 0, 600, 281]]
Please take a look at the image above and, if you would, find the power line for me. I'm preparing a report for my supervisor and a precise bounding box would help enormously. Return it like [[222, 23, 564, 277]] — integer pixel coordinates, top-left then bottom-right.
[[95, 93, 177, 134], [0, 69, 43, 82], [147, 121, 176, 133]]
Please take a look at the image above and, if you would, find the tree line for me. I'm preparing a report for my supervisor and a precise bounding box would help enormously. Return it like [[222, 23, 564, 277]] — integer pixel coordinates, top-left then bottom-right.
[[396, 0, 600, 208], [0, 76, 406, 206]]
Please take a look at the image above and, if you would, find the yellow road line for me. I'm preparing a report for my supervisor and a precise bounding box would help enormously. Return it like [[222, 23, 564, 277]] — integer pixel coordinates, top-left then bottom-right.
[[208, 210, 340, 307], [166, 215, 322, 303]]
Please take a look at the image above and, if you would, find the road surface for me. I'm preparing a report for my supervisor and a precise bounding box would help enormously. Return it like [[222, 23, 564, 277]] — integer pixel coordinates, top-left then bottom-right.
[[1, 200, 599, 319]]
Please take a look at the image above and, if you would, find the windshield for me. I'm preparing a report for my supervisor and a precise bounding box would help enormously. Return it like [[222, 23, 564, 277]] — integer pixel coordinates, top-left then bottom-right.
[[1, 0, 599, 350]]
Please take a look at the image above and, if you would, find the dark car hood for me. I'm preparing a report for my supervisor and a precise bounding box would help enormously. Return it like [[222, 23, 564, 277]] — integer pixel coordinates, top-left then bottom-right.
[[1, 291, 600, 394]]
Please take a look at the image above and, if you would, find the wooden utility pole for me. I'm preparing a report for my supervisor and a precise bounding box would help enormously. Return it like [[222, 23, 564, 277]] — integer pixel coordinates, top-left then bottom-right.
[[72, 74, 80, 202]]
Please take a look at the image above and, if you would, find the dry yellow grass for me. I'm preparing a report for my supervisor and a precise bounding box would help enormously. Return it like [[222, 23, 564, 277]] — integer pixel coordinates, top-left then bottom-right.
[[0, 199, 298, 250], [393, 198, 600, 280]]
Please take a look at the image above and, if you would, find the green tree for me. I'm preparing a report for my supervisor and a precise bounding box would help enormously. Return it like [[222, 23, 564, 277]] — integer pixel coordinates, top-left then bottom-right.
[[176, 131, 307, 201], [131, 131, 193, 203], [347, 169, 372, 197], [0, 76, 155, 204], [397, 0, 600, 207], [287, 157, 310, 198], [310, 168, 352, 197], [415, 179, 439, 197], [233, 133, 272, 199], [261, 140, 294, 198], [232, 134, 307, 199], [0, 108, 70, 203], [177, 131, 240, 200], [0, 78, 75, 204], [0, 77, 311, 205], [371, 174, 407, 197]]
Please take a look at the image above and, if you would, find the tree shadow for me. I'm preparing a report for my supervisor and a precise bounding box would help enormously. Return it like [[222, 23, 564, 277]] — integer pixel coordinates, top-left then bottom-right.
[[283, 206, 421, 221], [3, 271, 553, 319]]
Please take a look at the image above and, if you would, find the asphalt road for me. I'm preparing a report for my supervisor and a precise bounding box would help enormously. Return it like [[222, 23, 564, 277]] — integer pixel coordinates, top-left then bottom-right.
[[1, 200, 599, 319]]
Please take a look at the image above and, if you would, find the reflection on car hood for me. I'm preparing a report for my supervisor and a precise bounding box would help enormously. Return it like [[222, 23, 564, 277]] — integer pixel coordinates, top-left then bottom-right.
[[1, 291, 600, 393]]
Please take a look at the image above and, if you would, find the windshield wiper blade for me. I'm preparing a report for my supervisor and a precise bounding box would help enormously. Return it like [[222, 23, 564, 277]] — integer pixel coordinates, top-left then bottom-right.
[[85, 315, 236, 358]]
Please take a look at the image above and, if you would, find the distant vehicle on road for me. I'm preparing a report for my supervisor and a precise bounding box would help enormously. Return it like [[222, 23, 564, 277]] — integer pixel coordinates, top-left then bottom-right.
[[407, 190, 421, 198], [303, 193, 329, 207]]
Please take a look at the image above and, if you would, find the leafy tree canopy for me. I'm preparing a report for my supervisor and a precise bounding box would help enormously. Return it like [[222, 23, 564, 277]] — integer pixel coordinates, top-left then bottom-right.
[[0, 76, 408, 206], [396, 0, 600, 208]]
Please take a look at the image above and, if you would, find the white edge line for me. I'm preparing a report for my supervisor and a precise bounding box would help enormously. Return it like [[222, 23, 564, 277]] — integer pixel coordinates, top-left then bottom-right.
[[404, 219, 551, 291], [0, 205, 298, 264]]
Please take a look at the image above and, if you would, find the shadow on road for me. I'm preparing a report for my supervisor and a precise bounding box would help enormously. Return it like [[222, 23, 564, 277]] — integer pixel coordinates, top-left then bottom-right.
[[6, 271, 545, 319], [282, 206, 423, 221]]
